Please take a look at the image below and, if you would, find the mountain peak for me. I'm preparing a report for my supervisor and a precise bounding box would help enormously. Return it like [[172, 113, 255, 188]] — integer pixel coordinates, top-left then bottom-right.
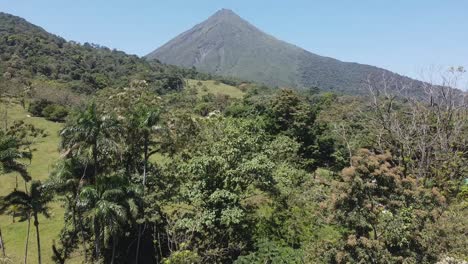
[[146, 10, 412, 93], [212, 8, 237, 17], [208, 8, 244, 23]]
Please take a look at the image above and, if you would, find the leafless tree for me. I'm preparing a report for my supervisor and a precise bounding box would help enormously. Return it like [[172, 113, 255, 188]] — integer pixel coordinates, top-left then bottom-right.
[[365, 67, 468, 185]]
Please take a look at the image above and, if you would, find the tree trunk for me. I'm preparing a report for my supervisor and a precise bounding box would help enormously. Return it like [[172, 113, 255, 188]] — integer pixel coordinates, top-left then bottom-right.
[[24, 215, 31, 264], [135, 225, 142, 264], [93, 144, 98, 183], [78, 216, 88, 261], [94, 218, 101, 259], [0, 226, 5, 257], [111, 233, 117, 264], [71, 204, 88, 262], [33, 213, 42, 264], [142, 136, 148, 186], [1, 104, 8, 130], [74, 208, 88, 262], [135, 136, 149, 264], [74, 166, 90, 263]]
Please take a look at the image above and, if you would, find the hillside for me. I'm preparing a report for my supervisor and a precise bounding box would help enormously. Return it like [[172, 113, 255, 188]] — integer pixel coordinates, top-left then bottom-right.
[[0, 12, 188, 95], [147, 9, 418, 94]]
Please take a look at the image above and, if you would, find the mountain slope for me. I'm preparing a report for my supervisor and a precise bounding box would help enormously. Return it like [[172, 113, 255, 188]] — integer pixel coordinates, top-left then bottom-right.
[[0, 12, 185, 94], [147, 9, 412, 93], [147, 9, 302, 88]]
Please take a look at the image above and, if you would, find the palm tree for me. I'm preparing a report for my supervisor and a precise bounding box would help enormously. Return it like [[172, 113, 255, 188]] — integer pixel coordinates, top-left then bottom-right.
[[0, 131, 32, 185], [46, 158, 88, 261], [0, 181, 51, 264], [127, 105, 161, 263], [60, 102, 121, 183], [134, 106, 160, 186], [0, 132, 32, 260], [60, 102, 123, 261], [78, 174, 138, 262], [123, 105, 161, 175]]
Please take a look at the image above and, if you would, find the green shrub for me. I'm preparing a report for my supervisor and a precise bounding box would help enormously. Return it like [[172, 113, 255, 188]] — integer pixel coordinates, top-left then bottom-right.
[[28, 99, 53, 116], [162, 250, 201, 264], [42, 104, 68, 122], [235, 240, 303, 264], [194, 102, 215, 116]]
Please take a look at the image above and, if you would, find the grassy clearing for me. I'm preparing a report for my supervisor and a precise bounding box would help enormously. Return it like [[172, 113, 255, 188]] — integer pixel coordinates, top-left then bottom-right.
[[187, 79, 245, 99], [0, 100, 78, 263]]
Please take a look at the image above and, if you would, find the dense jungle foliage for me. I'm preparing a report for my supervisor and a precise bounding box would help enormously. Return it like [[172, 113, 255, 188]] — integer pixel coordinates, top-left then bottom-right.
[[2, 74, 467, 263]]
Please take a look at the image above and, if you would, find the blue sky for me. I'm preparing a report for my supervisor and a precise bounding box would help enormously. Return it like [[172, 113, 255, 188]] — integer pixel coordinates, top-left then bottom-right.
[[2, 0, 467, 88]]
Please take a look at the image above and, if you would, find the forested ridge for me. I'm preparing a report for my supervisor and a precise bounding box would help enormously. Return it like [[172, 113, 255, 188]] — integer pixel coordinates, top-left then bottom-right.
[[0, 12, 187, 93], [0, 11, 467, 264]]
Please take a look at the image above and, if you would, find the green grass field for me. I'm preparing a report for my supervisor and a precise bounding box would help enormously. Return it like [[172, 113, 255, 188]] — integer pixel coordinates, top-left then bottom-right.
[[187, 79, 245, 99], [0, 100, 74, 263]]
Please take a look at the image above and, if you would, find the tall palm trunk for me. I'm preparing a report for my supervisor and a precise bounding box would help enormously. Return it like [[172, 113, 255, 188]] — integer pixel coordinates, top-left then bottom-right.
[[69, 203, 88, 263], [93, 144, 99, 183], [24, 215, 31, 264], [135, 225, 142, 264], [135, 135, 149, 264], [94, 218, 101, 259], [142, 135, 148, 186], [0, 226, 5, 257], [1, 104, 8, 129], [75, 166, 90, 262], [78, 214, 88, 261], [33, 213, 42, 264], [73, 207, 88, 262], [111, 233, 117, 264], [92, 143, 102, 260]]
